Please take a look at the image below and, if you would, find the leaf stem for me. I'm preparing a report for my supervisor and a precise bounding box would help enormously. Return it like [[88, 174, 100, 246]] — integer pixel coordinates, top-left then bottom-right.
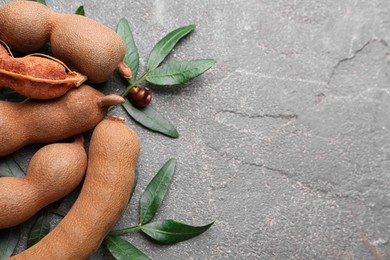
[[121, 73, 149, 98], [109, 225, 142, 236]]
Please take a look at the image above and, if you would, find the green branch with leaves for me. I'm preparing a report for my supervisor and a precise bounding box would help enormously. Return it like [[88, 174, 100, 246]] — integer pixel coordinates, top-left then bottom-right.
[[117, 18, 215, 138]]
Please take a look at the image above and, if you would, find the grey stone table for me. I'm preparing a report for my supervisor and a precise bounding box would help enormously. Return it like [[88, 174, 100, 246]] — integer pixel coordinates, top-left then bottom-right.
[[1, 0, 390, 259]]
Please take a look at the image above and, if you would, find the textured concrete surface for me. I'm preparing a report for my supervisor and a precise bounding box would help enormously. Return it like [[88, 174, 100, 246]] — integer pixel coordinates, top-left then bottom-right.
[[1, 0, 390, 259]]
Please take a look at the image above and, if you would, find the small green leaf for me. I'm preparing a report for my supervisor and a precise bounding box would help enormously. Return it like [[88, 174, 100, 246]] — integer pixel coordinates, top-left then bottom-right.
[[0, 226, 20, 259], [0, 156, 25, 178], [117, 18, 139, 82], [147, 25, 196, 71], [141, 219, 214, 244], [122, 100, 179, 138], [75, 6, 85, 16], [140, 159, 176, 225], [32, 0, 46, 5], [146, 59, 216, 86], [0, 88, 26, 102], [104, 235, 150, 260], [27, 212, 50, 248]]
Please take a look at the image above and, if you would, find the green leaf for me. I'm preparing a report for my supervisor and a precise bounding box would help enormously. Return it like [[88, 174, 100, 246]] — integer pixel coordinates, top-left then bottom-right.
[[0, 156, 25, 178], [27, 212, 50, 248], [140, 159, 176, 225], [128, 169, 139, 205], [141, 219, 214, 244], [32, 0, 46, 5], [0, 226, 20, 259], [147, 25, 196, 71], [117, 18, 139, 82], [146, 59, 216, 86], [104, 235, 150, 260], [0, 88, 26, 102], [122, 100, 179, 138], [75, 5, 85, 16]]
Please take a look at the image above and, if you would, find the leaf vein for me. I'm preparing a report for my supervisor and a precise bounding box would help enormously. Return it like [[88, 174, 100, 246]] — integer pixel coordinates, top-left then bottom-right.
[[142, 227, 203, 236], [141, 169, 170, 224], [107, 236, 133, 257]]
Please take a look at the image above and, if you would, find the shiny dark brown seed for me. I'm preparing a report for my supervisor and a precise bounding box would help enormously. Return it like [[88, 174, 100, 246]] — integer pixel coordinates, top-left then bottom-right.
[[127, 86, 152, 108]]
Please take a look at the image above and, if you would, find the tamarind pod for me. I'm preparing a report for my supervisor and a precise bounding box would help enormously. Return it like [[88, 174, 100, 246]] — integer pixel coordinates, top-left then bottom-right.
[[0, 136, 87, 229], [11, 116, 140, 259], [0, 1, 52, 53], [0, 84, 125, 157], [0, 70, 86, 99], [49, 13, 131, 83], [0, 44, 87, 99]]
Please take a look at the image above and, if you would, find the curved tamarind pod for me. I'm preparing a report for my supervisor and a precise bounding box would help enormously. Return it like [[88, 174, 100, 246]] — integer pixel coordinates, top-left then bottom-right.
[[0, 44, 87, 99], [0, 84, 125, 157], [11, 116, 140, 259], [0, 136, 87, 229]]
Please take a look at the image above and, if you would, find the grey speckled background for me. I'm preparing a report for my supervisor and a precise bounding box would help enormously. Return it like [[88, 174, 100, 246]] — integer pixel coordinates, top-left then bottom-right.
[[1, 0, 390, 259]]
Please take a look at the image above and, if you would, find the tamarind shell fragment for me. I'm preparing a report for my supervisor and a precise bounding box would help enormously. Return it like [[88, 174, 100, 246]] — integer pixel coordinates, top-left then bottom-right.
[[0, 44, 87, 99]]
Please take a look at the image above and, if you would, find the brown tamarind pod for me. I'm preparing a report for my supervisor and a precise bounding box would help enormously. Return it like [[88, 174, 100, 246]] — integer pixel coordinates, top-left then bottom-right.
[[11, 116, 140, 259], [0, 84, 125, 157], [0, 0, 132, 83], [50, 14, 131, 83], [0, 44, 87, 99], [0, 1, 52, 52], [0, 136, 87, 229]]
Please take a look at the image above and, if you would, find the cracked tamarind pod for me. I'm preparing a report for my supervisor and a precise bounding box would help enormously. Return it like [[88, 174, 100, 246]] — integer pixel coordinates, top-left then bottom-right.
[[0, 136, 87, 229], [11, 116, 140, 259], [0, 84, 125, 157], [0, 43, 87, 99], [0, 0, 132, 83]]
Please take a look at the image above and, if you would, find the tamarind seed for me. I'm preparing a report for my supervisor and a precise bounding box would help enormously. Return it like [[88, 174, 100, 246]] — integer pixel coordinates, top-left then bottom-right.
[[127, 86, 153, 108]]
